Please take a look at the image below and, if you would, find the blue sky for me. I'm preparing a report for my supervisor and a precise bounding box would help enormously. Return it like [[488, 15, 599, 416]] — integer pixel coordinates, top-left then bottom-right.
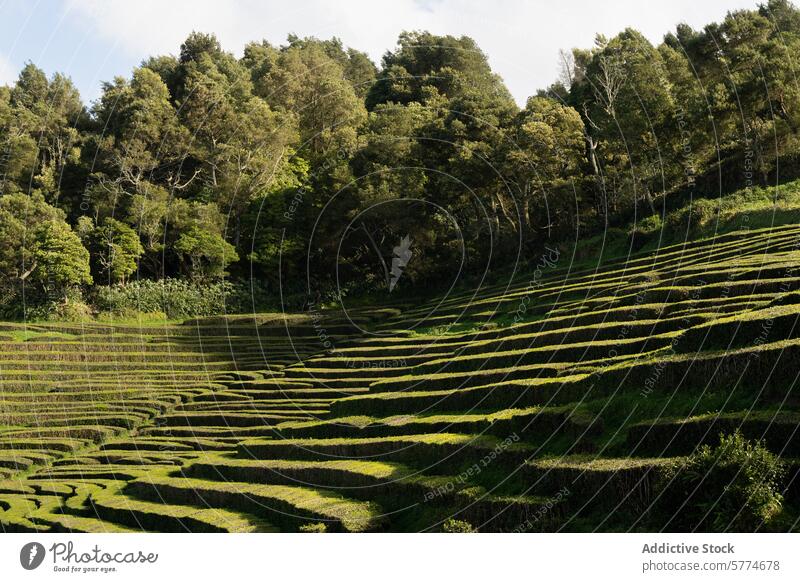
[[0, 0, 128, 101], [0, 0, 763, 106]]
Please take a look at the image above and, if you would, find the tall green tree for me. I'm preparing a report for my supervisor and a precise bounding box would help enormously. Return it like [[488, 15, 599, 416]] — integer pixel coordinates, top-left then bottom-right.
[[1, 64, 85, 205], [91, 217, 145, 284], [503, 96, 586, 239], [0, 192, 91, 305]]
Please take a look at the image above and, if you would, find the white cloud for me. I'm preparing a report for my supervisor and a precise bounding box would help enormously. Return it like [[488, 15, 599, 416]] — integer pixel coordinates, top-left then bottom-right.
[[65, 0, 761, 105], [0, 53, 17, 86]]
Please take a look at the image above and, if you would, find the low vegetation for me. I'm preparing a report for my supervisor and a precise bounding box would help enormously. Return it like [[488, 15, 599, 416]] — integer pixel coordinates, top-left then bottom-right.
[[653, 431, 786, 532]]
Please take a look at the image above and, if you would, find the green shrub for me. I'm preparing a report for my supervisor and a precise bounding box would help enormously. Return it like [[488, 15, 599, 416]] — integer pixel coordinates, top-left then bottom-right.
[[441, 518, 477, 533], [572, 228, 629, 262], [298, 522, 328, 533], [44, 297, 93, 322], [628, 214, 664, 251], [636, 213, 663, 234], [655, 431, 785, 532], [19, 288, 92, 322], [92, 278, 273, 319]]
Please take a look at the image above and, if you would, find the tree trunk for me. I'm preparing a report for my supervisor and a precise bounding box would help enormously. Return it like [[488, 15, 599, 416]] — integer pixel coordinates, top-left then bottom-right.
[[360, 222, 390, 287], [489, 196, 501, 237], [584, 133, 606, 218], [492, 190, 518, 234], [19, 261, 37, 281], [643, 184, 656, 217], [234, 212, 242, 249]]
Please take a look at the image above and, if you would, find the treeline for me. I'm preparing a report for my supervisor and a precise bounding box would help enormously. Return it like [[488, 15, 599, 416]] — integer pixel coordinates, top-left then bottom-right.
[[1, 0, 799, 318]]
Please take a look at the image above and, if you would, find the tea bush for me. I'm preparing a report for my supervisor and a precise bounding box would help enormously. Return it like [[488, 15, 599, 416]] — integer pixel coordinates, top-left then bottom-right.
[[655, 431, 785, 532]]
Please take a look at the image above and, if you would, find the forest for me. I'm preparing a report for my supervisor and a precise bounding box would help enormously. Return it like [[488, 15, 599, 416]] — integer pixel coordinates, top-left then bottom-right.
[[1, 0, 799, 319]]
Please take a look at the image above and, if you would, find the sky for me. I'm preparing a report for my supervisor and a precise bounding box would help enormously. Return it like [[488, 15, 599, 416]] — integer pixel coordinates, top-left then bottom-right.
[[0, 0, 764, 106]]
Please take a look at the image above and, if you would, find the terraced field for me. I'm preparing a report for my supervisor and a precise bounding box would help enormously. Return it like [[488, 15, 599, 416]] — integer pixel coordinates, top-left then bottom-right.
[[2, 224, 800, 532]]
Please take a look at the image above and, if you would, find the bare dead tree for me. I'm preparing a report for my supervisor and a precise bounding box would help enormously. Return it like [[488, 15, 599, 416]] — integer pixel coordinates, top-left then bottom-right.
[[592, 55, 626, 119], [557, 49, 576, 91]]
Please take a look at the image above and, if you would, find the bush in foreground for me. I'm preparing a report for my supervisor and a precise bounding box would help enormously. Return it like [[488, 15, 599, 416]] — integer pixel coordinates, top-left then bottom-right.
[[655, 430, 785, 532]]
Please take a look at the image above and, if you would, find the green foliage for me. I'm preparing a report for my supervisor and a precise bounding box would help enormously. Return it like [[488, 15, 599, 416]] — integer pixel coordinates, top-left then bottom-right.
[[655, 431, 786, 532], [3, 4, 800, 308], [503, 96, 586, 238], [366, 31, 513, 108], [298, 522, 328, 533], [0, 193, 91, 316], [31, 220, 93, 291], [1, 64, 83, 203], [0, 192, 63, 281], [24, 287, 93, 322], [92, 278, 254, 319], [441, 518, 477, 533], [90, 218, 144, 284], [2, 217, 800, 532], [631, 178, 800, 249], [174, 226, 239, 280]]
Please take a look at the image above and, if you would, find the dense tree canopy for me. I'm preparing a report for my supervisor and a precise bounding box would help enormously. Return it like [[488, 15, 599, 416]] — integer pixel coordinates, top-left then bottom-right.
[[0, 0, 798, 315]]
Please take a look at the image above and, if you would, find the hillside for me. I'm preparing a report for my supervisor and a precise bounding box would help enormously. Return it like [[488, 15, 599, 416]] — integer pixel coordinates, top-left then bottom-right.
[[4, 4, 800, 323], [1, 222, 799, 532]]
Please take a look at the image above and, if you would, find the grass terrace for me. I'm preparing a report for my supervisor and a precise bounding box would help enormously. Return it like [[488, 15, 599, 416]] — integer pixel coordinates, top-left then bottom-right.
[[1, 225, 799, 531]]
